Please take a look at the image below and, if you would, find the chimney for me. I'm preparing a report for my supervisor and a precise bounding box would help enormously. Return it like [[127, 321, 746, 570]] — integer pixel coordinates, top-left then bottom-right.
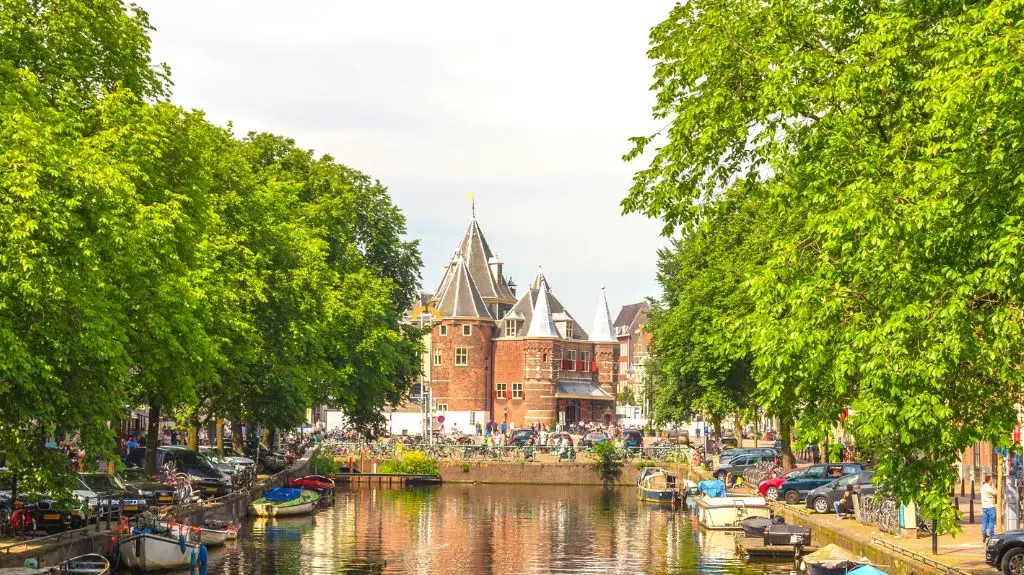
[[488, 256, 503, 287], [507, 277, 516, 297]]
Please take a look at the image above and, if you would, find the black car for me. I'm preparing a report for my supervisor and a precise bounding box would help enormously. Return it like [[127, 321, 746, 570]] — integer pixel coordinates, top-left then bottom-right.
[[714, 451, 778, 481], [620, 430, 644, 449], [126, 447, 232, 498], [118, 467, 176, 506], [719, 447, 778, 466], [509, 429, 538, 447], [986, 529, 1024, 574], [805, 471, 876, 514], [78, 473, 147, 517]]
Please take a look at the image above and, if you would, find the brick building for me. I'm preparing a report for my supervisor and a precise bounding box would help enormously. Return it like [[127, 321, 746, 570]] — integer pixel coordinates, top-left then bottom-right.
[[614, 301, 651, 416], [421, 217, 619, 431]]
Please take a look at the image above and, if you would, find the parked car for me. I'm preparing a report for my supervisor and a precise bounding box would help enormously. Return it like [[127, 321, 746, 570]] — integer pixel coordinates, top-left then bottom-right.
[[719, 447, 778, 466], [759, 466, 810, 501], [508, 429, 538, 447], [805, 471, 876, 513], [118, 467, 176, 506], [714, 451, 778, 481], [986, 529, 1024, 575], [126, 446, 233, 498], [779, 463, 865, 504], [78, 473, 147, 517], [620, 429, 644, 449], [199, 446, 256, 472], [579, 433, 610, 448]]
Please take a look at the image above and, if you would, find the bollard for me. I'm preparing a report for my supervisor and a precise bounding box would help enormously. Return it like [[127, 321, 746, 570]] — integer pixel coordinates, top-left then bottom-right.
[[971, 479, 976, 499], [105, 497, 112, 530], [960, 478, 965, 497], [970, 496, 975, 523], [932, 520, 938, 554]]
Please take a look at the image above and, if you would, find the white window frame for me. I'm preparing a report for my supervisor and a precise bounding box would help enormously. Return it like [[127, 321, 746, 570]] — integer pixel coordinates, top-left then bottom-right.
[[565, 322, 573, 339], [439, 324, 447, 336], [582, 350, 591, 363], [496, 382, 507, 398], [567, 349, 577, 371], [462, 324, 471, 336], [512, 383, 523, 399], [505, 319, 517, 337], [433, 347, 442, 366], [455, 347, 468, 366], [436, 403, 448, 412]]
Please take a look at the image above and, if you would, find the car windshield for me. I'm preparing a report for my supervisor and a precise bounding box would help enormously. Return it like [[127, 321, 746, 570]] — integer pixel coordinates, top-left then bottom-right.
[[173, 450, 218, 469], [80, 474, 125, 491], [513, 430, 532, 437], [120, 469, 152, 482], [786, 468, 808, 479], [587, 434, 608, 440]]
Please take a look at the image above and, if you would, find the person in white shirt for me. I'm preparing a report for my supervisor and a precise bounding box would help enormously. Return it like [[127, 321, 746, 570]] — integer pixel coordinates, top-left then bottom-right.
[[981, 474, 997, 541]]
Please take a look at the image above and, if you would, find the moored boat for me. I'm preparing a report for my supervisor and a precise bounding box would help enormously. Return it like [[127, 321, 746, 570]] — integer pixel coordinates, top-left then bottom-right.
[[250, 487, 319, 517], [118, 531, 201, 571], [636, 467, 679, 504], [56, 553, 111, 574], [288, 474, 336, 493], [167, 520, 237, 546], [694, 479, 771, 529], [801, 543, 867, 575]]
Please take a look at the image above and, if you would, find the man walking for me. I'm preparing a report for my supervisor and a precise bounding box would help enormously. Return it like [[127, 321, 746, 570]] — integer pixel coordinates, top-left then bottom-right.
[[982, 474, 997, 542]]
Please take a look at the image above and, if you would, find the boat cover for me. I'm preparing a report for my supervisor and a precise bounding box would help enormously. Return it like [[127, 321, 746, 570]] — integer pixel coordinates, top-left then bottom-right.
[[264, 488, 302, 502], [740, 516, 783, 537], [802, 543, 863, 569], [697, 480, 726, 497]]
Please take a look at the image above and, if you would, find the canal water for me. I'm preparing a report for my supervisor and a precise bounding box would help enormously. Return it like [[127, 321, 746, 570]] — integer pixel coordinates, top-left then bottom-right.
[[175, 484, 795, 575]]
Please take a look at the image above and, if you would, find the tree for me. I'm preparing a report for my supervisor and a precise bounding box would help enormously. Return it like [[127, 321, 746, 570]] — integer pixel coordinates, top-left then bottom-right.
[[627, 0, 1024, 530]]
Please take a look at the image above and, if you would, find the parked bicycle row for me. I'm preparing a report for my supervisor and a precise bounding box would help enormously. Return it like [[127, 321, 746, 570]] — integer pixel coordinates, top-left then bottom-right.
[[323, 439, 694, 464]]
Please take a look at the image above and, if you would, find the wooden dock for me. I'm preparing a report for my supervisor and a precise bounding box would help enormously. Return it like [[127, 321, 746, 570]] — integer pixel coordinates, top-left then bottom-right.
[[735, 534, 819, 559], [331, 473, 442, 486]]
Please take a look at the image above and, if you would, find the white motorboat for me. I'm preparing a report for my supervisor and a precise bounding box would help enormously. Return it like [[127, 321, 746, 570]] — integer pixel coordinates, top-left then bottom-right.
[[167, 521, 236, 546], [118, 531, 200, 571], [694, 495, 771, 530]]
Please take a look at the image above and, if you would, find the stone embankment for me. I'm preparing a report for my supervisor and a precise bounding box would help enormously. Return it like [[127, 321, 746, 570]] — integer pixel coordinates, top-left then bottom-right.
[[439, 460, 698, 485]]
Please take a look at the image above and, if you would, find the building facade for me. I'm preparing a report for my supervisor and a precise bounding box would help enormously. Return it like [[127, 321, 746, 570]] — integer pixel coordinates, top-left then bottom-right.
[[419, 217, 619, 431], [614, 301, 651, 419]]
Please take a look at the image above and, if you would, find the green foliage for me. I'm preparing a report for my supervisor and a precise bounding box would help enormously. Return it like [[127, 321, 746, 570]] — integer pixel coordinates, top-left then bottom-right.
[[633, 459, 659, 471], [592, 441, 624, 482], [0, 1, 422, 494], [459, 462, 471, 473], [617, 386, 638, 407], [629, 0, 1024, 532], [378, 450, 440, 476], [309, 447, 340, 476]]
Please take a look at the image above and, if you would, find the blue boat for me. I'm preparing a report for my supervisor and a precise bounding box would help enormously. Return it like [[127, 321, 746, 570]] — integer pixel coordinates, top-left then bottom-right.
[[637, 467, 680, 504]]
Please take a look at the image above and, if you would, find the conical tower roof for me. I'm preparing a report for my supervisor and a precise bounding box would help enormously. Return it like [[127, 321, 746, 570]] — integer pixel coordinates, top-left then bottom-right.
[[525, 269, 558, 338], [455, 218, 516, 304], [589, 288, 615, 342], [435, 254, 491, 319]]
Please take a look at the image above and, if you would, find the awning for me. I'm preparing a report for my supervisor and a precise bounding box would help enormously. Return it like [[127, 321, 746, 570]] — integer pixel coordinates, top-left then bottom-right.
[[555, 380, 614, 401]]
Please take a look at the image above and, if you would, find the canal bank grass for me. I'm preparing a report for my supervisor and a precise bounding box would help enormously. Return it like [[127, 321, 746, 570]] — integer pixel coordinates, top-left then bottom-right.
[[378, 450, 440, 475]]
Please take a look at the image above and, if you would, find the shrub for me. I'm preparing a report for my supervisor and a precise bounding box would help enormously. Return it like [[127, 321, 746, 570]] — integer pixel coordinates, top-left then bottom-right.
[[459, 462, 471, 473], [378, 450, 439, 475], [633, 459, 659, 471], [309, 447, 339, 476], [592, 441, 624, 483]]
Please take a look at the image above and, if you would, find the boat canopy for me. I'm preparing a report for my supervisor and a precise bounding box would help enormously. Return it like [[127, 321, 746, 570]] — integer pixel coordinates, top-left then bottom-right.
[[697, 480, 726, 497]]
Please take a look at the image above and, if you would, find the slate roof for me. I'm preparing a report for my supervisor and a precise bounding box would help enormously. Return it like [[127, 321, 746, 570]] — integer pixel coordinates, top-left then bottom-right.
[[555, 380, 613, 400], [525, 274, 558, 338], [614, 301, 650, 329], [455, 219, 516, 303], [589, 288, 615, 342], [500, 269, 588, 339], [434, 254, 492, 319]]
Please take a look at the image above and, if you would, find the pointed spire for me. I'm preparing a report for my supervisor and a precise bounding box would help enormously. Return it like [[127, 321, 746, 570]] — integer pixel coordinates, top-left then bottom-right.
[[435, 254, 491, 319], [529, 266, 548, 291], [589, 287, 615, 342], [526, 272, 558, 338]]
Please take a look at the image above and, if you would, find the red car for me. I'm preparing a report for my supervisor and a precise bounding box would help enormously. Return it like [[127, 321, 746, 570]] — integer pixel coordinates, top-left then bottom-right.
[[758, 466, 809, 501]]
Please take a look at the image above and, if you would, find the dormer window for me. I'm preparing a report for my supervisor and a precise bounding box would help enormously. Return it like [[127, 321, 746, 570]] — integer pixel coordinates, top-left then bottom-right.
[[505, 319, 518, 337], [565, 322, 573, 339]]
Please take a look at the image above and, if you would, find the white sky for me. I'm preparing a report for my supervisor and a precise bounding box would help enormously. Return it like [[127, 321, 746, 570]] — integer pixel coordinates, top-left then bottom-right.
[[139, 1, 673, 319]]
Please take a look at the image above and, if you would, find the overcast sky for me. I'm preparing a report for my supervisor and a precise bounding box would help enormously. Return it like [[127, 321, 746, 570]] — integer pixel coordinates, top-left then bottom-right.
[[139, 1, 673, 320]]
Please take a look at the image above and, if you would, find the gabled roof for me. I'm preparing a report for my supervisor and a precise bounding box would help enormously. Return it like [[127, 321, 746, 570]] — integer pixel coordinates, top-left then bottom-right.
[[614, 301, 650, 329], [500, 269, 588, 340], [435, 254, 492, 319], [589, 288, 615, 342]]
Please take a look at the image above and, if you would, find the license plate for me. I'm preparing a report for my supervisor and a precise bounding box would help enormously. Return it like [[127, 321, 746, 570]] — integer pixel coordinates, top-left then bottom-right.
[[124, 505, 138, 511], [158, 496, 172, 502], [43, 513, 60, 521], [205, 487, 217, 493]]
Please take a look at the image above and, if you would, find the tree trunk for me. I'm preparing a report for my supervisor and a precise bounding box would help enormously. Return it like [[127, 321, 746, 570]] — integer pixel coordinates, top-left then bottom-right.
[[230, 420, 244, 455], [216, 418, 225, 458], [187, 417, 199, 451], [145, 402, 161, 475], [780, 417, 796, 470], [712, 417, 722, 440], [262, 427, 271, 446]]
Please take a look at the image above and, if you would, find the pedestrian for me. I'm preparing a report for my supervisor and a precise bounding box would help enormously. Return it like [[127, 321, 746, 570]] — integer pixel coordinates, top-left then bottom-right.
[[500, 420, 507, 436], [126, 435, 138, 449], [982, 474, 997, 542], [485, 422, 492, 437]]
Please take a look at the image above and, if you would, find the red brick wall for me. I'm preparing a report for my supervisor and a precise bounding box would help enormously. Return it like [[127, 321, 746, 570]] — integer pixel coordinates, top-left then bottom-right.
[[594, 342, 618, 395], [430, 319, 493, 411]]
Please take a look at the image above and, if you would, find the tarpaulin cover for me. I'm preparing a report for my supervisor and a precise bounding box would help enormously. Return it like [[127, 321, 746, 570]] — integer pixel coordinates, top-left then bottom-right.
[[697, 480, 726, 497], [802, 543, 864, 569], [264, 488, 302, 503]]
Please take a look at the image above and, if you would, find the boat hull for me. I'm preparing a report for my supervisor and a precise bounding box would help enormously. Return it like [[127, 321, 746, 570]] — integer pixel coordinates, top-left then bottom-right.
[[118, 533, 198, 571], [250, 500, 315, 517], [695, 495, 771, 530], [169, 523, 231, 546], [639, 487, 676, 502]]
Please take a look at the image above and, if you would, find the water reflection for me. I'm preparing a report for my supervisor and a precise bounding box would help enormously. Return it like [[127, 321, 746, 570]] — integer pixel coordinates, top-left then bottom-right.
[[165, 485, 793, 574]]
